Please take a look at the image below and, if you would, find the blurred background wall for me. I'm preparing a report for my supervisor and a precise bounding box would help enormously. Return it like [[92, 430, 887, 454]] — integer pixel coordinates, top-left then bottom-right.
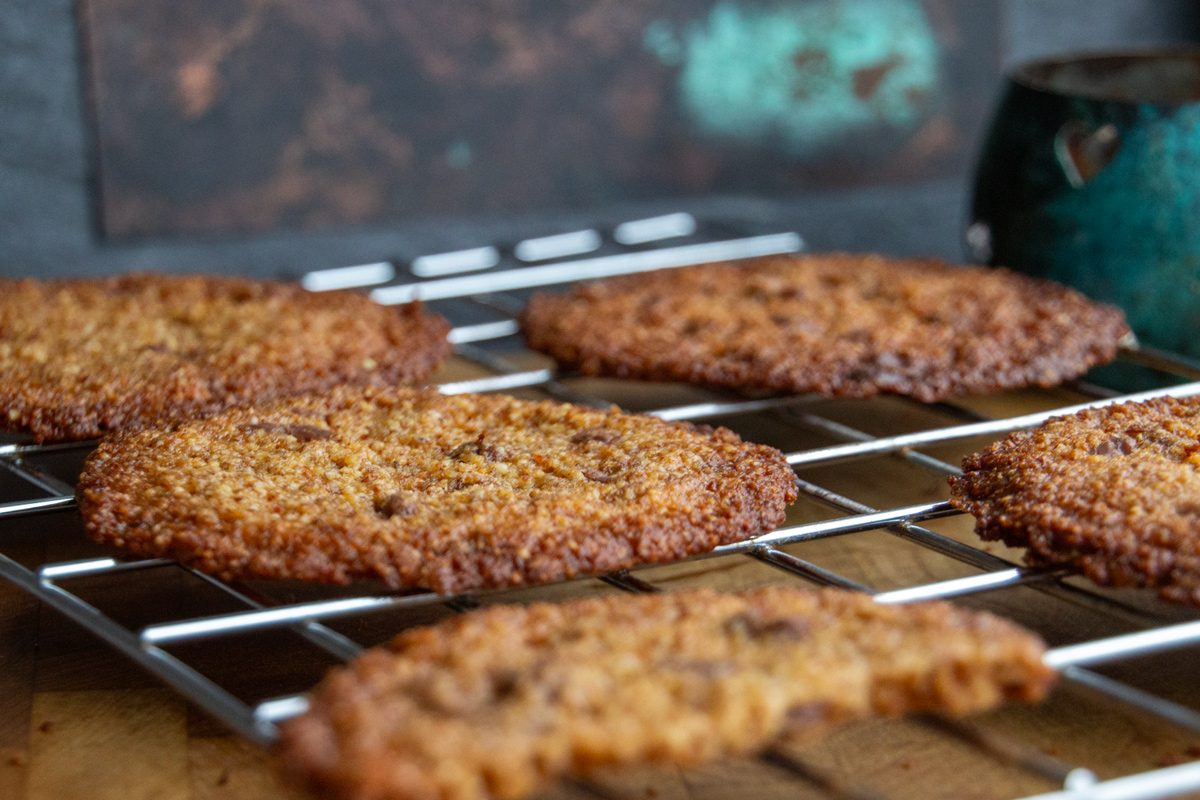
[[2, 0, 1197, 278]]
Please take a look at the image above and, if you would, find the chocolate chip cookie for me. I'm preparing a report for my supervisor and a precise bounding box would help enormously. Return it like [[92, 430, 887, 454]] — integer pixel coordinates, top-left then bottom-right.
[[78, 386, 797, 592], [521, 253, 1128, 402], [0, 273, 451, 441], [950, 396, 1200, 606], [280, 587, 1054, 800]]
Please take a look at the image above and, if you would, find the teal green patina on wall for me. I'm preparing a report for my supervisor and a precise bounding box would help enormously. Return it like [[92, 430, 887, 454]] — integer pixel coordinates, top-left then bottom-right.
[[80, 0, 993, 239], [646, 0, 941, 156]]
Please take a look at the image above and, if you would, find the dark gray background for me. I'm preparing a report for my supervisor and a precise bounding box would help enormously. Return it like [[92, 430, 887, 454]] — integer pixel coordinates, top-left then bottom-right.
[[2, 0, 1197, 279]]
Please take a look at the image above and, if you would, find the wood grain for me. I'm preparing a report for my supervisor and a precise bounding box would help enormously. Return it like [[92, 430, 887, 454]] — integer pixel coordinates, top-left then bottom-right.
[[0, 565, 38, 800], [27, 690, 188, 800], [189, 735, 306, 800]]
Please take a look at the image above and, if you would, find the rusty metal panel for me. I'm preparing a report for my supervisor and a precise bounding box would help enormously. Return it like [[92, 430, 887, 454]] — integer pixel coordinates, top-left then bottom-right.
[[79, 0, 1000, 240]]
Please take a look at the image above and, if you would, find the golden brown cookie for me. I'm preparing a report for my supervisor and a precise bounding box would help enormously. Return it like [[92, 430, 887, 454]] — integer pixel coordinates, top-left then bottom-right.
[[520, 253, 1128, 402], [77, 386, 797, 592], [950, 396, 1200, 606], [0, 273, 451, 441], [279, 587, 1055, 800]]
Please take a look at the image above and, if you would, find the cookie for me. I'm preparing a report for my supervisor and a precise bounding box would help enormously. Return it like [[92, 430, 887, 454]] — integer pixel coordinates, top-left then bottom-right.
[[520, 253, 1129, 402], [0, 273, 451, 441], [279, 587, 1055, 800], [77, 386, 797, 592], [950, 396, 1200, 607]]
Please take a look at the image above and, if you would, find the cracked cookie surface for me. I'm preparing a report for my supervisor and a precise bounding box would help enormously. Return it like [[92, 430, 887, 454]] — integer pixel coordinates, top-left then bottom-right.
[[280, 587, 1055, 800], [950, 396, 1200, 606], [520, 253, 1128, 402], [0, 273, 451, 441], [78, 386, 797, 592]]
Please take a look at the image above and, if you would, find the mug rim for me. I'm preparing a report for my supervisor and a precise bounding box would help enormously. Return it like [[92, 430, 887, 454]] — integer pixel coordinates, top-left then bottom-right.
[[1010, 47, 1200, 106]]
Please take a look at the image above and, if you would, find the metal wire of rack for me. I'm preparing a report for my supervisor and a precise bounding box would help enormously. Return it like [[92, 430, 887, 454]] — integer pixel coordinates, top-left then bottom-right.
[[3, 214, 1200, 800]]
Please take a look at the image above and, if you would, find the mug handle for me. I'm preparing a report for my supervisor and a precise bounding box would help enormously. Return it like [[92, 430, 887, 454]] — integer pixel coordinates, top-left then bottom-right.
[[1054, 121, 1121, 188]]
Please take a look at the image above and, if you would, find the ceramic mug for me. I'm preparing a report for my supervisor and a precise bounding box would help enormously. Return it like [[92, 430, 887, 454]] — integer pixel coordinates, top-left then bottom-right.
[[969, 49, 1200, 359]]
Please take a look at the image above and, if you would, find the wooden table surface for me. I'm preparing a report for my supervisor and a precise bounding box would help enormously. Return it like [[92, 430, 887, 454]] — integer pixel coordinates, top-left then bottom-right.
[[2, 359, 1199, 800]]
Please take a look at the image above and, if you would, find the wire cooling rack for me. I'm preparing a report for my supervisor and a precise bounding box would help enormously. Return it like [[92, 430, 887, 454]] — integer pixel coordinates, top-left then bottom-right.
[[3, 213, 1200, 800]]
